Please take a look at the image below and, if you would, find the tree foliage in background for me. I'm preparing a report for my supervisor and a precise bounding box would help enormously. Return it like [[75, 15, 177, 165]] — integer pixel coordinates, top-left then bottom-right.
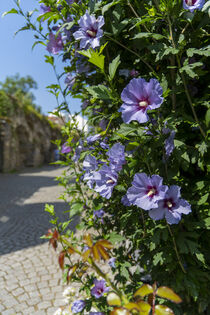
[[0, 74, 42, 116], [5, 0, 210, 314]]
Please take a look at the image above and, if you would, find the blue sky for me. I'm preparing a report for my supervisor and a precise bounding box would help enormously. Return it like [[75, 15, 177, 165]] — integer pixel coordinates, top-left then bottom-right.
[[0, 0, 81, 115]]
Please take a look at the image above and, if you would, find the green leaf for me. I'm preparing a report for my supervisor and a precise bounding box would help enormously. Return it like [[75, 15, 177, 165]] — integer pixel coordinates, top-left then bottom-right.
[[32, 41, 46, 50], [62, 220, 72, 231], [70, 202, 84, 216], [132, 32, 165, 40], [45, 55, 54, 66], [134, 284, 153, 298], [153, 252, 164, 265], [156, 287, 182, 303], [187, 46, 210, 58], [86, 85, 110, 100], [2, 8, 18, 17], [179, 62, 203, 78], [109, 232, 125, 244], [205, 108, 210, 127], [78, 44, 107, 70], [112, 124, 138, 138], [155, 305, 174, 315], [102, 0, 121, 14], [45, 204, 55, 216], [198, 193, 209, 205], [109, 55, 121, 80], [195, 253, 206, 265]]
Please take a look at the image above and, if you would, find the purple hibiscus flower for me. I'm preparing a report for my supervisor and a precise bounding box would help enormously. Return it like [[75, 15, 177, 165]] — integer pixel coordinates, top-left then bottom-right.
[[87, 133, 101, 144], [107, 143, 126, 172], [119, 78, 163, 124], [73, 11, 104, 49], [121, 194, 131, 206], [83, 170, 101, 189], [149, 185, 191, 225], [72, 140, 84, 162], [130, 69, 139, 77], [46, 33, 63, 55], [40, 4, 51, 15], [61, 142, 71, 154], [99, 118, 108, 131], [93, 209, 105, 223], [71, 300, 86, 313], [64, 73, 76, 91], [94, 165, 118, 199], [83, 154, 98, 171], [91, 279, 109, 299], [108, 257, 116, 268], [183, 0, 205, 12], [127, 173, 168, 210], [164, 130, 176, 158]]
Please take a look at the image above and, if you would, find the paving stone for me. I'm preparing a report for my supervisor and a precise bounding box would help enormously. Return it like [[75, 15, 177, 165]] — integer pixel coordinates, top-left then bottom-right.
[[37, 301, 52, 310], [17, 293, 30, 302], [47, 306, 59, 314], [0, 166, 78, 313], [12, 287, 25, 297], [1, 310, 17, 315]]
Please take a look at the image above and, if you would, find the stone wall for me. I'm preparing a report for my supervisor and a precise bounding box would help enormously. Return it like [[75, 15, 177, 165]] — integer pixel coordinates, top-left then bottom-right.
[[0, 109, 61, 172]]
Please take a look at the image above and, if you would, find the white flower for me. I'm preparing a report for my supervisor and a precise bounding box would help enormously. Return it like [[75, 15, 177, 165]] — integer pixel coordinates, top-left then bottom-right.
[[63, 287, 76, 298]]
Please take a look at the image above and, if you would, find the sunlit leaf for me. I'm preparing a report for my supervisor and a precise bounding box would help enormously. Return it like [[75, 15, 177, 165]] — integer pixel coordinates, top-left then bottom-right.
[[82, 248, 91, 261], [110, 307, 131, 315], [107, 292, 121, 306], [137, 301, 151, 314], [97, 239, 113, 249], [134, 284, 153, 298], [58, 251, 65, 270], [155, 304, 174, 315], [156, 287, 182, 304], [124, 302, 140, 311], [84, 234, 93, 247], [97, 244, 110, 260]]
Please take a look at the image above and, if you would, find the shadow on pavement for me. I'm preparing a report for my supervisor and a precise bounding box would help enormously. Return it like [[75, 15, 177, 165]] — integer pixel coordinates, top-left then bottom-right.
[[0, 165, 77, 255], [0, 201, 79, 255]]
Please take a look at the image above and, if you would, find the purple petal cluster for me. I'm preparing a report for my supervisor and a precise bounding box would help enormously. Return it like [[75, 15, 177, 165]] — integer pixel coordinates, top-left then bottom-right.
[[94, 165, 118, 199], [64, 73, 76, 91], [73, 11, 104, 49], [149, 186, 191, 225], [183, 0, 205, 12], [91, 279, 109, 299], [61, 142, 71, 154], [72, 140, 84, 162], [40, 4, 51, 15], [89, 313, 105, 315], [93, 209, 105, 223], [87, 133, 101, 144], [127, 173, 168, 210], [164, 130, 176, 158], [71, 300, 86, 313], [46, 33, 63, 55], [107, 143, 126, 171], [108, 257, 116, 268], [126, 173, 191, 224], [83, 154, 98, 171], [120, 78, 163, 124]]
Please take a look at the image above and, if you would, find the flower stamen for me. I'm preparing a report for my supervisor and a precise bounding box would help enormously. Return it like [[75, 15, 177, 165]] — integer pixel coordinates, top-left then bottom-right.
[[139, 100, 148, 108], [147, 187, 156, 197], [86, 30, 96, 37]]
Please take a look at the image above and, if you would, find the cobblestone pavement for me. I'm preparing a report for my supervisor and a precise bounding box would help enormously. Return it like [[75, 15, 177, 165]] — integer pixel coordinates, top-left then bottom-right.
[[0, 165, 78, 314]]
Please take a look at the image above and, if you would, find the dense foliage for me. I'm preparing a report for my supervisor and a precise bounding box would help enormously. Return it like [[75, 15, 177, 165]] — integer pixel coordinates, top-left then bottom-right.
[[6, 0, 210, 314], [0, 74, 42, 116]]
